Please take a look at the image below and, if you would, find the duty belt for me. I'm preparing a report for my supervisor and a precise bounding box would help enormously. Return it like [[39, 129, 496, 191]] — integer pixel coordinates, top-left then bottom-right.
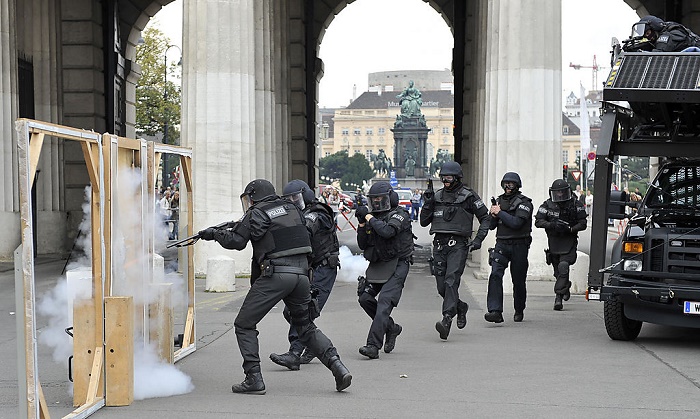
[[261, 263, 308, 276], [434, 235, 468, 250]]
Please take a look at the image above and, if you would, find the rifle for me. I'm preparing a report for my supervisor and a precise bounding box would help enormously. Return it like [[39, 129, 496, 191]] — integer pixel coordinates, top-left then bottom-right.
[[166, 220, 236, 248]]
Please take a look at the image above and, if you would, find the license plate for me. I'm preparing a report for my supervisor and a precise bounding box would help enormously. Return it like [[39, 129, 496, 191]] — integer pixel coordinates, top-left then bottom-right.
[[683, 301, 700, 314]]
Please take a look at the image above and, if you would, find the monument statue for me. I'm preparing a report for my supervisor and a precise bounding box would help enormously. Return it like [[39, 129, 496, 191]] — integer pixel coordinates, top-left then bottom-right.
[[373, 148, 392, 178], [396, 80, 422, 117], [429, 148, 453, 177], [404, 151, 416, 177]]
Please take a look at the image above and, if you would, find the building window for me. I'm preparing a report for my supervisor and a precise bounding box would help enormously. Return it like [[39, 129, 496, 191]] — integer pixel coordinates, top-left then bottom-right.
[[341, 128, 349, 136], [575, 150, 581, 160], [354, 149, 361, 155], [563, 126, 569, 135], [325, 151, 331, 157], [365, 111, 375, 115], [340, 110, 350, 115], [377, 110, 387, 115], [366, 150, 373, 160], [366, 128, 373, 136], [378, 127, 385, 135], [562, 150, 569, 163], [442, 127, 450, 135], [353, 111, 363, 115], [353, 128, 361, 136]]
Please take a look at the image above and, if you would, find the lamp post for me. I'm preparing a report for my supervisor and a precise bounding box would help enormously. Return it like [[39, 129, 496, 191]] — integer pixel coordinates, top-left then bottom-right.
[[162, 44, 182, 187]]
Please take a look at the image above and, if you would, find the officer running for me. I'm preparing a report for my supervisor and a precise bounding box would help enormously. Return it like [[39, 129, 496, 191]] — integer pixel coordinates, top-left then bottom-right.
[[355, 181, 414, 359], [419, 161, 490, 340], [485, 172, 533, 323], [534, 179, 587, 311], [270, 179, 341, 369], [197, 179, 351, 394]]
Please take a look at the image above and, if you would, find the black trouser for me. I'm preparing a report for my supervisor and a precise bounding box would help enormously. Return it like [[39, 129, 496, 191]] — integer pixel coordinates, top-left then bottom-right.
[[551, 247, 577, 296], [285, 264, 337, 354], [358, 259, 409, 348], [234, 270, 338, 374], [432, 237, 469, 318], [487, 240, 530, 313]]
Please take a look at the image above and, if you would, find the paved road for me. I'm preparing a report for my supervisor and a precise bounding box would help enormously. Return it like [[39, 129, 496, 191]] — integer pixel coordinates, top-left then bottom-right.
[[1, 220, 699, 418]]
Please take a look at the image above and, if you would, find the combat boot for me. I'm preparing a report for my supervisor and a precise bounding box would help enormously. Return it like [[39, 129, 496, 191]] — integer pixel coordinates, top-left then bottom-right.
[[484, 311, 504, 323], [384, 324, 402, 353], [327, 356, 352, 391], [563, 281, 571, 301], [299, 348, 315, 364], [269, 351, 301, 371], [554, 294, 563, 311], [513, 311, 524, 322], [435, 315, 452, 340], [359, 344, 380, 359], [231, 368, 266, 395], [457, 301, 469, 329]]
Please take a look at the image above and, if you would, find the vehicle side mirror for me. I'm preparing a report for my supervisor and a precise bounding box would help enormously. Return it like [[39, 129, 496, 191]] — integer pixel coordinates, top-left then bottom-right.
[[607, 190, 628, 219]]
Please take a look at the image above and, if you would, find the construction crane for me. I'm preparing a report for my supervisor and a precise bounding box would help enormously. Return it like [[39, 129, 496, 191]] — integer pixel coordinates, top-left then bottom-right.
[[569, 55, 607, 92]]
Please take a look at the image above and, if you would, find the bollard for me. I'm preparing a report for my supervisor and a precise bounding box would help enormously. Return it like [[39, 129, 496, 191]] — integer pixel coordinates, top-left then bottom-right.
[[206, 256, 236, 292]]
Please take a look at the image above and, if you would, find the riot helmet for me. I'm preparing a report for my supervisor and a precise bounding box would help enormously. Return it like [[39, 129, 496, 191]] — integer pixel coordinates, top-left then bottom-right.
[[439, 161, 463, 190], [549, 179, 572, 203], [390, 190, 399, 208], [632, 15, 664, 42], [240, 179, 276, 212], [282, 179, 314, 210], [501, 172, 522, 195], [368, 181, 393, 213]]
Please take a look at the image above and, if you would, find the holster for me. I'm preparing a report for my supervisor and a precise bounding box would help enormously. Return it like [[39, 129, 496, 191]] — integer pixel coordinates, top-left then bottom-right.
[[428, 256, 435, 275], [544, 248, 553, 265], [309, 288, 321, 319]]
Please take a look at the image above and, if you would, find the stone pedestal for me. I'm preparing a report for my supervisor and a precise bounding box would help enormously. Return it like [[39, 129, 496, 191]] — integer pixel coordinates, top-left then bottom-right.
[[205, 256, 236, 292], [391, 115, 430, 179]]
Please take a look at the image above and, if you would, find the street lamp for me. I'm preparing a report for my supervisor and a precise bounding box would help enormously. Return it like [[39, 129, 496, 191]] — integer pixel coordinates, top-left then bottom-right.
[[162, 44, 182, 187]]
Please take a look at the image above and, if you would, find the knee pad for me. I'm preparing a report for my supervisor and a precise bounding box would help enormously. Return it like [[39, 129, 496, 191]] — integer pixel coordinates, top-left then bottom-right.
[[557, 261, 570, 277]]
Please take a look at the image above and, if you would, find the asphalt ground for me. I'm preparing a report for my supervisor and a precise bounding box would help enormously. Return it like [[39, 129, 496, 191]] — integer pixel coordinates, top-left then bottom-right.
[[1, 218, 699, 418]]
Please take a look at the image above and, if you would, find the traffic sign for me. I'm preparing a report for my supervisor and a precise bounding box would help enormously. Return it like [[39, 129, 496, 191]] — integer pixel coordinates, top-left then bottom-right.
[[571, 170, 582, 182], [587, 151, 596, 160]]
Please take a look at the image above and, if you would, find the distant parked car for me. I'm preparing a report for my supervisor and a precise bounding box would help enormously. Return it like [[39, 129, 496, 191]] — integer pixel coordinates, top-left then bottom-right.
[[395, 189, 413, 211]]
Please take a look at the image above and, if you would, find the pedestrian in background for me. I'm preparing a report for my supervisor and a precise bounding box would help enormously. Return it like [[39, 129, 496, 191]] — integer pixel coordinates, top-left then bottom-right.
[[535, 179, 587, 311], [484, 172, 533, 323], [419, 161, 490, 340], [197, 179, 351, 394], [410, 189, 421, 221]]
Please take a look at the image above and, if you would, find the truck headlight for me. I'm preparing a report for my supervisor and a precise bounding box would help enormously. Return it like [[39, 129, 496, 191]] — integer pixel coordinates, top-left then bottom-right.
[[623, 259, 643, 271]]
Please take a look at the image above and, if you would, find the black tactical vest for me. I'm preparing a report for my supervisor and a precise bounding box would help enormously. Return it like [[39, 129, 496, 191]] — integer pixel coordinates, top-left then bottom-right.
[[429, 187, 475, 236], [495, 193, 532, 240], [254, 200, 312, 262], [305, 202, 340, 266]]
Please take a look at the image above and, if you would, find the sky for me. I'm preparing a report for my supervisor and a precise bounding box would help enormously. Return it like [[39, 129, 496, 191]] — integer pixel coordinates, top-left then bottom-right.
[[151, 0, 640, 108]]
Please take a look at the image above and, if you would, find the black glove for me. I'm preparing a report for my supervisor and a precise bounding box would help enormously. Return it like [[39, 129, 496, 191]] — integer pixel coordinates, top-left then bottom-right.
[[422, 190, 434, 202], [469, 241, 481, 252], [554, 220, 570, 233], [198, 227, 217, 241], [355, 206, 369, 223]]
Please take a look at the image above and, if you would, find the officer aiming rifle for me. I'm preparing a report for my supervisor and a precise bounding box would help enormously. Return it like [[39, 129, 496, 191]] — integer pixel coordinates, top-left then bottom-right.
[[166, 220, 237, 248]]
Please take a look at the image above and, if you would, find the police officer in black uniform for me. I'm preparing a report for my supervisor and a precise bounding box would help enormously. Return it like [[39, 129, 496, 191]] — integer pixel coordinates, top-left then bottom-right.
[[419, 161, 490, 340], [485, 172, 533, 323], [632, 15, 700, 52], [535, 179, 587, 311], [197, 179, 351, 394], [270, 179, 340, 369], [355, 181, 413, 359]]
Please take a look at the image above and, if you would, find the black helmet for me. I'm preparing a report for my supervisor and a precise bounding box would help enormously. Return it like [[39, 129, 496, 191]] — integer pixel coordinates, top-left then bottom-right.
[[633, 15, 664, 41], [439, 161, 463, 178], [390, 190, 399, 208], [549, 179, 572, 203], [368, 181, 393, 213], [240, 179, 276, 211], [501, 172, 522, 194], [282, 179, 314, 210]]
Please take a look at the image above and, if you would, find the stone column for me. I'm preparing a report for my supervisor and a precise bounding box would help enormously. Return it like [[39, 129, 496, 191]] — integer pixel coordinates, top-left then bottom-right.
[[477, 0, 563, 284], [0, 0, 19, 258], [183, 0, 257, 274]]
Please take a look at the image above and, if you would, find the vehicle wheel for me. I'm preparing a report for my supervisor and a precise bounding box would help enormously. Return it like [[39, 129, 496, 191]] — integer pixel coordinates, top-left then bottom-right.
[[603, 298, 642, 341]]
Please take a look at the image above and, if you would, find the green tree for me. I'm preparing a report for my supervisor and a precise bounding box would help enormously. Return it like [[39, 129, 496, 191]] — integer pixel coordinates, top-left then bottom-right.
[[319, 150, 374, 190], [135, 25, 181, 145]]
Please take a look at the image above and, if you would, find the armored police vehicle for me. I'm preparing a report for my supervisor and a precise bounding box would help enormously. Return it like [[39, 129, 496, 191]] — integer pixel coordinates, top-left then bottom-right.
[[587, 43, 700, 340]]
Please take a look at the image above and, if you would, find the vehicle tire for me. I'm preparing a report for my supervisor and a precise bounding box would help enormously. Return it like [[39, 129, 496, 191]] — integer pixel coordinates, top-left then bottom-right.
[[603, 298, 642, 341]]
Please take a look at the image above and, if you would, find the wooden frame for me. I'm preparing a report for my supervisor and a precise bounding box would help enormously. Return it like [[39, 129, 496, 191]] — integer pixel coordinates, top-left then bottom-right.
[[14, 119, 195, 419]]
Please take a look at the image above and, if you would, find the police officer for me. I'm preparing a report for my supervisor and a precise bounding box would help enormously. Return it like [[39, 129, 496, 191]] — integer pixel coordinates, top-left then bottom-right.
[[485, 172, 533, 323], [270, 179, 340, 369], [535, 179, 587, 310], [632, 15, 700, 52], [198, 179, 351, 394], [419, 161, 490, 340], [355, 181, 413, 359]]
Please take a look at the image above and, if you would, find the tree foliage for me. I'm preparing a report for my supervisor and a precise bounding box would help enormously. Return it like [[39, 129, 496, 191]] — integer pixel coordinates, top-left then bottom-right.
[[320, 151, 374, 190], [135, 25, 182, 144]]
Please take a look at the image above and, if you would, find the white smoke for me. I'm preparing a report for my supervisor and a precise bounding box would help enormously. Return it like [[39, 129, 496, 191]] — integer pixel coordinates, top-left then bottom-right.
[[336, 245, 369, 283], [133, 343, 194, 400]]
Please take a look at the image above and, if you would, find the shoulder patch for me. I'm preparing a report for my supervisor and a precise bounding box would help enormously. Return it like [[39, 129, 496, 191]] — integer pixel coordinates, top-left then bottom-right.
[[391, 213, 405, 222], [474, 199, 485, 209], [518, 203, 532, 214], [305, 212, 318, 222], [537, 206, 548, 214], [265, 206, 288, 219]]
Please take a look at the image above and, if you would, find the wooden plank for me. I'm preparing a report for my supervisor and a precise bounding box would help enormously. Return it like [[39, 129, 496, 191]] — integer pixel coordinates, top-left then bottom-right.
[[84, 347, 103, 406], [80, 142, 100, 192], [149, 284, 174, 364], [21, 118, 101, 143], [38, 382, 49, 419], [63, 397, 104, 419], [72, 299, 95, 407], [28, 132, 45, 187], [104, 297, 134, 406], [182, 306, 195, 347]]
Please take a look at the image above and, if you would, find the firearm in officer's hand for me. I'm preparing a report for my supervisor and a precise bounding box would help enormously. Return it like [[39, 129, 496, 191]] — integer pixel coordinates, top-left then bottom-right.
[[166, 220, 236, 248], [423, 178, 434, 201]]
